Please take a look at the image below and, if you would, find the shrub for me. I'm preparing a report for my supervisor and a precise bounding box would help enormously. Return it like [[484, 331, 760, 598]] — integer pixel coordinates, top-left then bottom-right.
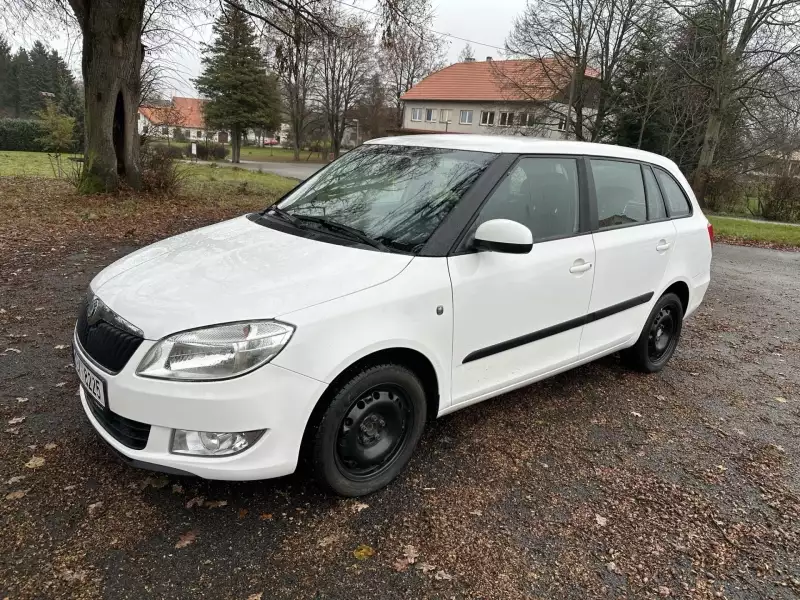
[[140, 143, 185, 194], [0, 119, 47, 151], [187, 142, 229, 161], [149, 143, 183, 159], [760, 175, 800, 223], [702, 168, 744, 214]]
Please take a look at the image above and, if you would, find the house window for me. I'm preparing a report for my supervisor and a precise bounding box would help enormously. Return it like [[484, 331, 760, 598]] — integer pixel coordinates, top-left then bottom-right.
[[440, 109, 451, 123], [499, 112, 514, 127], [411, 108, 423, 122], [425, 108, 437, 122], [459, 110, 473, 125], [161, 126, 169, 135], [184, 129, 191, 138], [519, 113, 536, 128], [480, 111, 495, 126], [557, 117, 567, 131], [196, 130, 203, 138]]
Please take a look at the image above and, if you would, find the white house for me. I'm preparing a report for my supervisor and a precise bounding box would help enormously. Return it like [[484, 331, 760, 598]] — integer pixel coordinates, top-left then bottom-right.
[[138, 97, 231, 143], [400, 58, 597, 139]]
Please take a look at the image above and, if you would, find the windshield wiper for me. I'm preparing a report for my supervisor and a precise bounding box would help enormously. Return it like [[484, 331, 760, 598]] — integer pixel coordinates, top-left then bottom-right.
[[265, 205, 300, 225], [293, 215, 388, 252]]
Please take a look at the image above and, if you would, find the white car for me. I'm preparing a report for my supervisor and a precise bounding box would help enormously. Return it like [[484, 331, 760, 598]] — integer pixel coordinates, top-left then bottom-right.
[[73, 135, 712, 496]]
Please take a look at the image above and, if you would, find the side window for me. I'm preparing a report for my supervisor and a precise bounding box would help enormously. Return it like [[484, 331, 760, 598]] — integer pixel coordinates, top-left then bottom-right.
[[642, 165, 667, 220], [590, 159, 646, 228], [654, 168, 692, 217], [476, 157, 580, 242]]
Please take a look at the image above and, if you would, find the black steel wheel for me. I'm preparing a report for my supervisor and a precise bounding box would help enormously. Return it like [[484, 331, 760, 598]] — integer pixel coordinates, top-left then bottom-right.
[[623, 292, 684, 373], [308, 363, 427, 496]]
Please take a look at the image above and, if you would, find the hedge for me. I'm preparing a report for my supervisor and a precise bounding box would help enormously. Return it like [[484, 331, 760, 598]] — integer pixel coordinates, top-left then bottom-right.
[[187, 142, 229, 161], [0, 119, 47, 152]]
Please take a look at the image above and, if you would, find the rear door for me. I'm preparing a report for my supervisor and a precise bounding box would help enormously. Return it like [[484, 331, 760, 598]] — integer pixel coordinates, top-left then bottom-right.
[[448, 156, 595, 404], [579, 160, 676, 358]]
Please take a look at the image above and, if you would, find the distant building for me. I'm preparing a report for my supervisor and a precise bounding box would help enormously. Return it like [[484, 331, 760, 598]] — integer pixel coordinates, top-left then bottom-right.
[[138, 97, 230, 143], [399, 58, 598, 139]]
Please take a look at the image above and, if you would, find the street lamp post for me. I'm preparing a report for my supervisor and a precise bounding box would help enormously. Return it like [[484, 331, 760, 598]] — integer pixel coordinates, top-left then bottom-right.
[[352, 119, 359, 146]]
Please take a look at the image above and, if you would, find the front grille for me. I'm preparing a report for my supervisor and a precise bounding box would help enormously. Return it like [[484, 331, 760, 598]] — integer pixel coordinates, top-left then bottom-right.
[[76, 296, 143, 373], [86, 394, 151, 450]]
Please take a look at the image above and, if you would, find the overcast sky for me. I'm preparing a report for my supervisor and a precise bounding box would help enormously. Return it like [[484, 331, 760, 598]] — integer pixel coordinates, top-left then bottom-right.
[[6, 0, 523, 97]]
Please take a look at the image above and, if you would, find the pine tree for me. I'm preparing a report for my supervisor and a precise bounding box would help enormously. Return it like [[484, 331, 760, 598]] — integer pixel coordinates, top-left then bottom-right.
[[0, 37, 11, 116], [195, 8, 281, 163]]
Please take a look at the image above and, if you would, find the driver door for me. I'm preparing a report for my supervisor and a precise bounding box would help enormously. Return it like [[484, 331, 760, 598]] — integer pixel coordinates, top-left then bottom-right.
[[447, 156, 595, 405]]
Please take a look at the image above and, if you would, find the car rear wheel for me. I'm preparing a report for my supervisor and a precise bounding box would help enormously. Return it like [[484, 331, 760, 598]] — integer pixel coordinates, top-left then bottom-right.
[[309, 364, 427, 496], [622, 292, 684, 373]]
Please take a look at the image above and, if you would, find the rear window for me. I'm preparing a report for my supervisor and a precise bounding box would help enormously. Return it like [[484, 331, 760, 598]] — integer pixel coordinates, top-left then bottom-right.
[[643, 166, 667, 220], [654, 168, 692, 217], [590, 159, 646, 228]]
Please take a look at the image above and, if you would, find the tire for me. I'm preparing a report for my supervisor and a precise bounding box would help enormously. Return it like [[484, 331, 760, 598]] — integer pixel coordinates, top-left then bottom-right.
[[309, 363, 427, 497], [622, 292, 684, 373]]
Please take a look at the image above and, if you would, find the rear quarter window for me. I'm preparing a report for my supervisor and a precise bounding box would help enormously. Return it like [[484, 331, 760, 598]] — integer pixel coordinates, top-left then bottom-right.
[[654, 168, 692, 218]]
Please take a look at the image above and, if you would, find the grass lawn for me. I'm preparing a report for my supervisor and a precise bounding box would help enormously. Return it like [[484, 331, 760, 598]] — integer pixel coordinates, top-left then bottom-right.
[[0, 150, 75, 177], [238, 145, 327, 163], [709, 215, 800, 248]]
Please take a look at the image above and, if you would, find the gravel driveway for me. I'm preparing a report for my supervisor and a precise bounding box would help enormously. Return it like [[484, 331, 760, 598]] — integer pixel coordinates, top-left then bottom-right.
[[1, 242, 798, 599]]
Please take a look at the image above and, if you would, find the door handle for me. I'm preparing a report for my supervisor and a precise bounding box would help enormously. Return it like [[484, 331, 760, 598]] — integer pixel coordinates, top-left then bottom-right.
[[656, 241, 671, 252], [569, 262, 593, 274]]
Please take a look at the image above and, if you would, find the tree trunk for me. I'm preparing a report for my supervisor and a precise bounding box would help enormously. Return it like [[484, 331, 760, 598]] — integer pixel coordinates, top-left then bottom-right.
[[692, 109, 723, 209], [231, 125, 240, 163], [72, 0, 145, 193]]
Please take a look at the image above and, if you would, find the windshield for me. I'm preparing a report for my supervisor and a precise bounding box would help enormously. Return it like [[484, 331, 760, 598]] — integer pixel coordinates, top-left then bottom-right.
[[276, 144, 496, 252]]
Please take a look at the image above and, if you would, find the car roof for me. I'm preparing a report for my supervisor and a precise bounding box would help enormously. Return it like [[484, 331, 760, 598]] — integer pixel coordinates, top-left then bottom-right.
[[366, 134, 676, 170]]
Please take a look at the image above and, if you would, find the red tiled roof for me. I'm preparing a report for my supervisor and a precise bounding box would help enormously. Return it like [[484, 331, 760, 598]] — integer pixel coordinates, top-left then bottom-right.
[[139, 97, 206, 128], [400, 59, 598, 102]]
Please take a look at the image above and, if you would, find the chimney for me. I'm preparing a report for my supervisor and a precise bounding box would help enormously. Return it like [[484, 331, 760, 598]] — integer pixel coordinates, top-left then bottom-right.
[[464, 57, 476, 62], [486, 56, 493, 61]]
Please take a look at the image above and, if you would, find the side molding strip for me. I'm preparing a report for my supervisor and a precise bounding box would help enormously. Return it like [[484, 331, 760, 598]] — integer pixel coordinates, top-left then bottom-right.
[[462, 292, 654, 364]]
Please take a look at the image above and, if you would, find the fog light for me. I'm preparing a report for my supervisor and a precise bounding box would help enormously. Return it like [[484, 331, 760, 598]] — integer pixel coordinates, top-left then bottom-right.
[[171, 429, 266, 456]]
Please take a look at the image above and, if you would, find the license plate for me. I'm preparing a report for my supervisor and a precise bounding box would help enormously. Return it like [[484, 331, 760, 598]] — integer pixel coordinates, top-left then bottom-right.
[[74, 347, 107, 409]]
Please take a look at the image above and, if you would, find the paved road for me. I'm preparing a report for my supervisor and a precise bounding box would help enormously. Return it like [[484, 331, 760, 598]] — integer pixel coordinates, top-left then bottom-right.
[[2, 243, 800, 599], [210, 159, 324, 180]]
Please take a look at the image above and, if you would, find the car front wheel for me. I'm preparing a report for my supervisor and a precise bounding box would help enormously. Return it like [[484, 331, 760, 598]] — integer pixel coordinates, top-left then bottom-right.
[[623, 292, 684, 373], [309, 364, 427, 496]]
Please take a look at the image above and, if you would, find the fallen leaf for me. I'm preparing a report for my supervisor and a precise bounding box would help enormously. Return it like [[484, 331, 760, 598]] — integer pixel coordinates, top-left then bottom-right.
[[44, 442, 57, 450], [205, 500, 228, 509], [631, 411, 642, 418], [655, 395, 666, 401], [416, 562, 436, 574], [8, 416, 25, 425], [25, 456, 45, 469], [186, 496, 205, 508], [171, 483, 184, 494], [246, 594, 263, 600], [393, 557, 410, 572], [469, 510, 483, 516], [55, 382, 67, 387], [403, 545, 419, 564], [318, 534, 338, 548], [690, 372, 699, 376], [5, 428, 20, 434], [143, 475, 169, 489], [6, 475, 26, 485], [658, 585, 671, 597], [88, 501, 103, 516], [434, 570, 453, 581], [259, 513, 273, 520], [16, 397, 28, 403], [595, 514, 608, 527], [175, 530, 197, 548], [54, 344, 68, 350], [352, 502, 369, 513], [5, 488, 30, 500], [353, 544, 374, 560], [607, 561, 622, 574], [775, 397, 787, 403], [5, 348, 21, 354], [238, 508, 249, 519]]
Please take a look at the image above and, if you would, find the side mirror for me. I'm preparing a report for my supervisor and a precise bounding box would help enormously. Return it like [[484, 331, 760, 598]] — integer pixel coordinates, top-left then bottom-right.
[[473, 219, 533, 254]]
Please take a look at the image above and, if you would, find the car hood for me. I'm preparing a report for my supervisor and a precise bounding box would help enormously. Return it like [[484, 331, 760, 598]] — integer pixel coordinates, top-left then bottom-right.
[[91, 215, 413, 339]]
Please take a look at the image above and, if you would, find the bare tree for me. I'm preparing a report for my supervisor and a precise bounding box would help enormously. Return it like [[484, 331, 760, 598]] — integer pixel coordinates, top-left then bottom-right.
[[504, 0, 651, 142], [661, 0, 800, 205], [316, 7, 374, 158], [380, 0, 445, 127], [456, 42, 475, 62]]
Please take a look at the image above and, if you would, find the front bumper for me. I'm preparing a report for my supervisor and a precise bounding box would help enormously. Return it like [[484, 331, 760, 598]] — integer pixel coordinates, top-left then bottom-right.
[[76, 338, 327, 481]]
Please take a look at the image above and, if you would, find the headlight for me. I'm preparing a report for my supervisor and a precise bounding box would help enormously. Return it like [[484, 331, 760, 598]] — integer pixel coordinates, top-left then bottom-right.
[[136, 321, 294, 381]]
